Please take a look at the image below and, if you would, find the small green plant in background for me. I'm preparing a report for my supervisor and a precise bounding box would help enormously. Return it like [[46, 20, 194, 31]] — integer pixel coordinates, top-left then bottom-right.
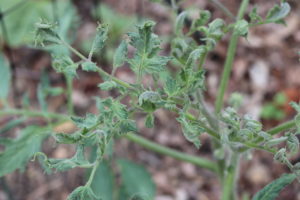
[[0, 0, 299, 200], [261, 92, 287, 121]]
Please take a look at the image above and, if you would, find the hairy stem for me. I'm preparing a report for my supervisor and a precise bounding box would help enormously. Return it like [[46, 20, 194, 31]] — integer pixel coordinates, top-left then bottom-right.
[[85, 159, 101, 187], [267, 120, 296, 135], [125, 133, 218, 172], [221, 153, 240, 200], [208, 0, 235, 20], [215, 0, 249, 114], [65, 74, 74, 115]]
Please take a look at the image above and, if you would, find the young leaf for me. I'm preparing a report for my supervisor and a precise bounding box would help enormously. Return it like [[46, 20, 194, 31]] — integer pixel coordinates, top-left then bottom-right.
[[113, 40, 128, 68], [286, 133, 299, 154], [0, 54, 11, 100], [145, 114, 154, 128], [90, 160, 114, 200], [193, 10, 211, 28], [175, 11, 187, 36], [82, 62, 99, 72], [67, 186, 100, 200], [266, 2, 291, 24], [164, 77, 178, 97], [177, 114, 203, 149], [127, 21, 170, 76], [0, 126, 48, 177], [186, 47, 206, 69], [249, 7, 263, 24], [35, 20, 61, 46], [234, 20, 249, 37], [138, 91, 161, 112], [98, 81, 118, 91], [252, 173, 296, 200], [52, 55, 79, 77], [71, 114, 99, 129], [89, 24, 109, 57], [41, 145, 91, 172], [117, 159, 156, 199], [115, 119, 137, 135]]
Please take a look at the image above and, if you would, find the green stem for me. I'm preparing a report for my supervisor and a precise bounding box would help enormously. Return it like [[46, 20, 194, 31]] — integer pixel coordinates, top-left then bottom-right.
[[215, 0, 249, 114], [221, 153, 240, 200], [209, 0, 235, 20], [85, 159, 101, 187], [267, 120, 295, 135], [65, 74, 74, 115], [0, 109, 69, 121], [125, 133, 218, 172], [198, 51, 208, 71]]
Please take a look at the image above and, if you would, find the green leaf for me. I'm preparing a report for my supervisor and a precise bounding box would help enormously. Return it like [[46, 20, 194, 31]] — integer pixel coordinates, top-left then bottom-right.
[[186, 47, 206, 69], [138, 91, 161, 112], [234, 19, 249, 37], [194, 10, 211, 28], [82, 62, 99, 72], [0, 126, 48, 177], [252, 173, 296, 200], [90, 160, 114, 200], [177, 114, 203, 149], [145, 114, 154, 128], [71, 114, 99, 129], [266, 2, 291, 24], [89, 24, 109, 57], [115, 119, 137, 135], [117, 159, 156, 199], [0, 54, 11, 100], [67, 186, 100, 200], [249, 7, 263, 24], [127, 21, 170, 76], [286, 133, 299, 154], [164, 77, 178, 97], [207, 18, 225, 40], [54, 132, 82, 144], [98, 81, 118, 91], [39, 145, 91, 172], [0, 0, 76, 47], [113, 40, 128, 68], [52, 55, 79, 77], [35, 20, 61, 46], [175, 11, 187, 36]]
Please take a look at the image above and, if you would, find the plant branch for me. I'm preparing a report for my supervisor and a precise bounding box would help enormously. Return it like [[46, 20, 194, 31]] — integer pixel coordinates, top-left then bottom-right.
[[208, 0, 235, 20], [85, 159, 101, 187], [267, 120, 296, 135], [0, 108, 218, 172], [0, 109, 69, 121], [125, 133, 218, 172], [215, 0, 249, 114], [221, 153, 239, 200], [65, 74, 74, 115]]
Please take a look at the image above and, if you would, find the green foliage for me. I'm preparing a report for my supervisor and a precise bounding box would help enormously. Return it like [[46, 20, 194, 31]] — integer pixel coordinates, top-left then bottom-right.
[[0, 54, 11, 100], [177, 113, 204, 149], [67, 186, 100, 200], [0, 126, 48, 177], [261, 92, 287, 120], [252, 174, 296, 200], [127, 21, 171, 78], [89, 24, 109, 58], [90, 160, 114, 200], [117, 159, 156, 199], [113, 40, 128, 68], [0, 1, 297, 200], [266, 2, 291, 24], [37, 145, 92, 172], [0, 0, 76, 46]]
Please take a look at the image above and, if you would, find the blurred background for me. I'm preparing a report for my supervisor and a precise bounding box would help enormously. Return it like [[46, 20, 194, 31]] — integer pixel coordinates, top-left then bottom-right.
[[0, 0, 299, 199]]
